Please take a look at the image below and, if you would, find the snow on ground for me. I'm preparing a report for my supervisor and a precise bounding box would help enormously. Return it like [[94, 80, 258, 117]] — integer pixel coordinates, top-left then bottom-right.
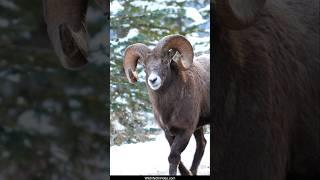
[[110, 132, 210, 175]]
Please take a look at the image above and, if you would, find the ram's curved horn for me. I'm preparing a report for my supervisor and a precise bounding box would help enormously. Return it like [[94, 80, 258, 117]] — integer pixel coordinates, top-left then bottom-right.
[[123, 43, 151, 83], [154, 34, 193, 70]]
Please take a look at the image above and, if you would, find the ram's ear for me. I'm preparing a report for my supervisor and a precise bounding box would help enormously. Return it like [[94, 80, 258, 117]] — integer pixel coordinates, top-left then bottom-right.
[[172, 51, 182, 64]]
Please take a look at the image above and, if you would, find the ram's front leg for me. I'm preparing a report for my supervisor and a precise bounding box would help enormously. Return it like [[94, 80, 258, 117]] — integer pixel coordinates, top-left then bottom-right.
[[190, 127, 207, 175], [165, 133, 192, 175], [168, 129, 193, 176]]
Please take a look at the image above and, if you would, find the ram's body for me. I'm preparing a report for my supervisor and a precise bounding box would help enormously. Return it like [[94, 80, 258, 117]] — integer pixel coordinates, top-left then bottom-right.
[[214, 0, 320, 179], [123, 35, 210, 175], [147, 55, 210, 133]]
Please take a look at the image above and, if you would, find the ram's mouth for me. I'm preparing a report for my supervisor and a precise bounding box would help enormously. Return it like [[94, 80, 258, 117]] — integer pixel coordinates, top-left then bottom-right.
[[149, 82, 161, 90]]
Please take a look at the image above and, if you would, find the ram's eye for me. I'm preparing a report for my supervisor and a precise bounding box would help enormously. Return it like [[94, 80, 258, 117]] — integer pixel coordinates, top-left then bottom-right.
[[163, 58, 170, 64]]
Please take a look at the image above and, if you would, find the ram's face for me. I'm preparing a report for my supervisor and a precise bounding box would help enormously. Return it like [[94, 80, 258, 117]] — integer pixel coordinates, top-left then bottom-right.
[[123, 35, 193, 86], [143, 50, 176, 91]]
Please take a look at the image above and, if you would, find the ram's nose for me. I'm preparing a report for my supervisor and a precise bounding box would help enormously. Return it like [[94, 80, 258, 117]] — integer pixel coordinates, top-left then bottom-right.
[[148, 73, 161, 90], [149, 76, 158, 84]]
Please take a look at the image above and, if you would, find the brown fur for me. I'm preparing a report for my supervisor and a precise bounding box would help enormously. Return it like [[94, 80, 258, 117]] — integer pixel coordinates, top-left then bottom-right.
[[213, 0, 320, 179]]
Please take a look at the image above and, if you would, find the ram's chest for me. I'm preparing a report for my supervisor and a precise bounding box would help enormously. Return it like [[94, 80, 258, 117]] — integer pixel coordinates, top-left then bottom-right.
[[152, 104, 173, 132], [156, 109, 173, 126], [156, 108, 185, 136], [157, 115, 170, 134]]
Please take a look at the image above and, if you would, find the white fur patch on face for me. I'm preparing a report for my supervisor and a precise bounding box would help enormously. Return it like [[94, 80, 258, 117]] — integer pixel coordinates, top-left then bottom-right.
[[147, 72, 161, 90]]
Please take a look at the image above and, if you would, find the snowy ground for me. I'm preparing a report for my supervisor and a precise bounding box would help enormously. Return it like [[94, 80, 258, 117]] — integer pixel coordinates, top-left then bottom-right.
[[110, 132, 210, 175]]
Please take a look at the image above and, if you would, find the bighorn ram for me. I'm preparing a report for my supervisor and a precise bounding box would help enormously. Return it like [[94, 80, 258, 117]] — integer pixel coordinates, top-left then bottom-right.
[[214, 0, 320, 179], [123, 35, 210, 175]]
